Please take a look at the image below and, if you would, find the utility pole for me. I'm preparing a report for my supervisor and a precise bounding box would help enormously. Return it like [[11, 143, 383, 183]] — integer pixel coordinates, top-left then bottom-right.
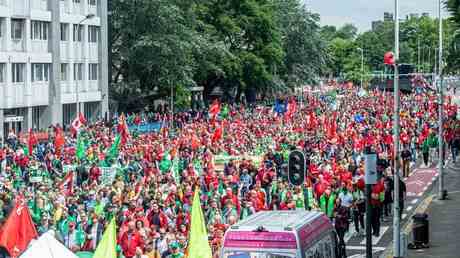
[[438, 0, 446, 200], [393, 0, 401, 257], [358, 48, 364, 90]]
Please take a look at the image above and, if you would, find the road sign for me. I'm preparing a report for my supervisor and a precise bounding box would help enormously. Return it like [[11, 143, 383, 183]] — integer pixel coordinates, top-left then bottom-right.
[[364, 153, 377, 184], [4, 116, 23, 122]]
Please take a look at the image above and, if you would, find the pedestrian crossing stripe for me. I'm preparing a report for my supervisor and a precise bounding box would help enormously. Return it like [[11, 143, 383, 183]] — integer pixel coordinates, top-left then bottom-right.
[[359, 226, 389, 245], [346, 246, 386, 251]]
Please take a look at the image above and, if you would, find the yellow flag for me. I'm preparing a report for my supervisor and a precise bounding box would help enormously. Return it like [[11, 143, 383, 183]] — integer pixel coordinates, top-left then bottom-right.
[[93, 218, 117, 258], [187, 189, 212, 258]]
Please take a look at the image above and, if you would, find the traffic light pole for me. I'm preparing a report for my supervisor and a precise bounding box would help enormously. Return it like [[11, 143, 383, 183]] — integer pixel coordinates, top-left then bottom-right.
[[393, 0, 401, 257]]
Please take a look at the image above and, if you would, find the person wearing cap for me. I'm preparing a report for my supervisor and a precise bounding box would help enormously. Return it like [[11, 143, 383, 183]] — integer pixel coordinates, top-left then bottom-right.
[[164, 241, 184, 258]]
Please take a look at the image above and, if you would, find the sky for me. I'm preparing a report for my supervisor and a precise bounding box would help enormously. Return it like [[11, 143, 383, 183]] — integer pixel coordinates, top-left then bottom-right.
[[306, 0, 450, 32]]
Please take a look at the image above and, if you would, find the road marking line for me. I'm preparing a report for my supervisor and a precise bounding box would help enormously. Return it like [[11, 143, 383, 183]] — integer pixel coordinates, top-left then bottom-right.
[[417, 192, 423, 197], [346, 246, 386, 251], [411, 199, 418, 204], [406, 206, 413, 211], [344, 225, 356, 243], [402, 214, 407, 220], [423, 186, 428, 191], [360, 226, 388, 245]]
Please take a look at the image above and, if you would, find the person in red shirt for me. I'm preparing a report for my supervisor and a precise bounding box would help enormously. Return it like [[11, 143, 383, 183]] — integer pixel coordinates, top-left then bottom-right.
[[89, 163, 101, 183], [119, 221, 144, 258]]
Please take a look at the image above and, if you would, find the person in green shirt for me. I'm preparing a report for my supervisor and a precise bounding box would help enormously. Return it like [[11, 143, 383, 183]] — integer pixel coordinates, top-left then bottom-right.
[[320, 188, 336, 219]]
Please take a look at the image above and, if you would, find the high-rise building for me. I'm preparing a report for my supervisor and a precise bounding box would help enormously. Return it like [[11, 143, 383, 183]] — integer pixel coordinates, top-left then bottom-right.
[[371, 20, 383, 31], [383, 12, 394, 22], [0, 0, 109, 138]]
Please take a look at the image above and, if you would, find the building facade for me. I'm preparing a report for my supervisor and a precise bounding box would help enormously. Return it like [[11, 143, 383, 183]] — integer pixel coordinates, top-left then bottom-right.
[[0, 0, 109, 138]]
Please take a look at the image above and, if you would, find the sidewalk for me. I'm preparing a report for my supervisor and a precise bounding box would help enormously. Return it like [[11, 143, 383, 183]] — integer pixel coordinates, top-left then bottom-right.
[[406, 163, 460, 258]]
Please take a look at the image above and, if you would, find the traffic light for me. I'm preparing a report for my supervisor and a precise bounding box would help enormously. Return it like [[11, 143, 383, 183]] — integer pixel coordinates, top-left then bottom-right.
[[288, 150, 306, 186]]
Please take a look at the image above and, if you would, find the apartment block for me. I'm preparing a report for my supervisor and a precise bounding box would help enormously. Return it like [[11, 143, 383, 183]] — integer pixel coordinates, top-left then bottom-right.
[[0, 0, 109, 138]]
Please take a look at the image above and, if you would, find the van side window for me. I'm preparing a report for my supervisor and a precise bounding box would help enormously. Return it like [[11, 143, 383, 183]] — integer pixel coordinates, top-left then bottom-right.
[[304, 234, 335, 258]]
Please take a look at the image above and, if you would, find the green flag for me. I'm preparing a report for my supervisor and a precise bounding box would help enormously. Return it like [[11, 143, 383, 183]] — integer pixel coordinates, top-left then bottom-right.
[[93, 218, 117, 258], [221, 104, 229, 119], [171, 156, 180, 184], [159, 151, 172, 173], [76, 134, 85, 160], [187, 189, 212, 258], [106, 135, 121, 162]]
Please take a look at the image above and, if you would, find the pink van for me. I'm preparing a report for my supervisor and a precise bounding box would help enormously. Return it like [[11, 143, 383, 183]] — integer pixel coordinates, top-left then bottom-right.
[[221, 211, 338, 258]]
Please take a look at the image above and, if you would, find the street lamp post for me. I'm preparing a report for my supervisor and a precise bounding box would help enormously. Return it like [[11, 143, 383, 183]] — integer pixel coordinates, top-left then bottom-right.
[[75, 14, 95, 117], [357, 47, 364, 90], [438, 0, 446, 200], [393, 0, 401, 257]]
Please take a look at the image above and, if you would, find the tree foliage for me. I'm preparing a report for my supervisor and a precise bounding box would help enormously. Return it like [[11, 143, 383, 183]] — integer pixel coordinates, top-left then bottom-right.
[[110, 0, 328, 110]]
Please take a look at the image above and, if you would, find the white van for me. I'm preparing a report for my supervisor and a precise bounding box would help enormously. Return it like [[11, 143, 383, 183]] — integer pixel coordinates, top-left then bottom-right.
[[221, 210, 338, 258]]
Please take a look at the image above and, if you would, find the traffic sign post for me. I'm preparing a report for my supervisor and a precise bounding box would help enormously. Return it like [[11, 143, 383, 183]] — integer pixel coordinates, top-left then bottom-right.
[[365, 151, 377, 258]]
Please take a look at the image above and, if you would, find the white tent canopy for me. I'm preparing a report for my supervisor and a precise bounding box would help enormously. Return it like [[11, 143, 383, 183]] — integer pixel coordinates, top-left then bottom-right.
[[20, 230, 79, 258]]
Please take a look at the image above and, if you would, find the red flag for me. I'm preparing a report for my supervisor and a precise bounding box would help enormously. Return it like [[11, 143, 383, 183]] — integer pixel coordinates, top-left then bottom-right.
[[54, 126, 65, 158], [212, 122, 223, 143], [0, 196, 38, 258], [117, 113, 130, 145], [285, 98, 297, 119], [27, 129, 37, 156], [209, 100, 221, 118], [191, 135, 200, 150], [58, 171, 74, 196]]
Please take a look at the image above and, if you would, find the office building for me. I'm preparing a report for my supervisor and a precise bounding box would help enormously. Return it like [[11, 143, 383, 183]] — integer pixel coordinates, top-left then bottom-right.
[[0, 0, 109, 138], [383, 12, 393, 22]]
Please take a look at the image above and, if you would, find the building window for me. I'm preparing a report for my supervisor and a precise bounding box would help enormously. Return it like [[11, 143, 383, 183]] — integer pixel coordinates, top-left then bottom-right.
[[61, 63, 68, 81], [0, 63, 5, 82], [88, 63, 98, 80], [88, 26, 99, 43], [31, 63, 50, 82], [73, 24, 83, 42], [61, 23, 68, 41], [73, 63, 83, 80], [11, 19, 24, 40], [88, 0, 96, 6], [0, 19, 3, 38], [12, 63, 25, 83], [73, 0, 81, 3], [31, 21, 49, 40]]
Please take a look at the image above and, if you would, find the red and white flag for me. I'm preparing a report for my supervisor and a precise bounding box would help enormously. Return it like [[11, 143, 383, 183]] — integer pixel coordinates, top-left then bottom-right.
[[71, 112, 86, 135], [58, 171, 74, 196], [0, 196, 38, 258]]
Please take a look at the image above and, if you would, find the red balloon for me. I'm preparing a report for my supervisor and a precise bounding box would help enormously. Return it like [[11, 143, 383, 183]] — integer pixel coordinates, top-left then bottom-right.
[[384, 51, 395, 65]]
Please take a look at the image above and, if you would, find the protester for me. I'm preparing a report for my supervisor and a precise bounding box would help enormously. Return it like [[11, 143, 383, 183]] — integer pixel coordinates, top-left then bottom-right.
[[0, 83, 456, 258]]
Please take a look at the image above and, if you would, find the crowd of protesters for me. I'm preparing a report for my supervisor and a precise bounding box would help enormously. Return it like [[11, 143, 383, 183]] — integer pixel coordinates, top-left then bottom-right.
[[0, 83, 458, 258]]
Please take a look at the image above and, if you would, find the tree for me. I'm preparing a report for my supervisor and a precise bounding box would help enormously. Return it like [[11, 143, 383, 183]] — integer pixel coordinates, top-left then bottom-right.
[[273, 0, 329, 89], [110, 0, 200, 111], [446, 0, 460, 73]]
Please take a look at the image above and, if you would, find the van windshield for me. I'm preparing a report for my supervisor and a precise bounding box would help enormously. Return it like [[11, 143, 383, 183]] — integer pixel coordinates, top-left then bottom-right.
[[223, 251, 296, 258]]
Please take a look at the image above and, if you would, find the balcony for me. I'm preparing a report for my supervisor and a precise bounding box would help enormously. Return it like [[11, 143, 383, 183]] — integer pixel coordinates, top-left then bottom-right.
[[60, 0, 70, 14], [31, 0, 48, 11], [31, 40, 49, 53], [73, 42, 83, 59], [88, 4, 98, 17], [11, 39, 25, 52], [30, 82, 49, 106], [88, 43, 98, 60], [12, 0, 27, 17], [5, 83, 25, 108], [72, 2, 84, 15]]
